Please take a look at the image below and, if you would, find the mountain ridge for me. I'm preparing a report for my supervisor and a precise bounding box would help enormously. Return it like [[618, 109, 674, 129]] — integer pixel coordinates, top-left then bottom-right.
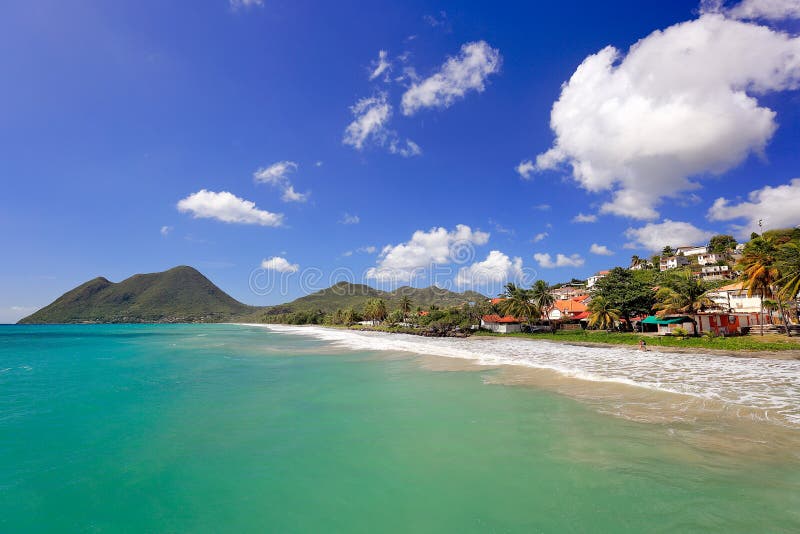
[[19, 266, 487, 324]]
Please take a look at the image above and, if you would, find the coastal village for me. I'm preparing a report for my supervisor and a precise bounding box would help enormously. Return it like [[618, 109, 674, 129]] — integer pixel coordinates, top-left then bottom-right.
[[481, 233, 800, 338]]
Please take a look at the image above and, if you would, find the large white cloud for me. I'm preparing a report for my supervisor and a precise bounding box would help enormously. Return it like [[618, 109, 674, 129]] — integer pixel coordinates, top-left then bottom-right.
[[713, 0, 800, 20], [531, 13, 800, 219], [456, 250, 524, 286], [533, 253, 585, 268], [177, 190, 284, 227], [342, 93, 420, 156], [401, 41, 501, 115], [254, 161, 309, 203], [624, 219, 714, 251], [708, 177, 800, 237], [261, 256, 299, 273], [367, 224, 489, 282]]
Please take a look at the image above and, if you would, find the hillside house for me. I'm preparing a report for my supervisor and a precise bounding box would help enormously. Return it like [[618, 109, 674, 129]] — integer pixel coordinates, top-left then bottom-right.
[[659, 255, 690, 271], [587, 270, 609, 288], [698, 265, 733, 281]]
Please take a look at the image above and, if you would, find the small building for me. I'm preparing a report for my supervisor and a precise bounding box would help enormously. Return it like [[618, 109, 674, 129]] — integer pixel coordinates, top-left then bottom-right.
[[706, 282, 764, 313], [641, 315, 696, 335], [696, 252, 728, 266], [697, 265, 733, 281], [587, 270, 610, 288], [659, 255, 690, 271], [481, 314, 522, 333], [630, 262, 652, 271], [675, 245, 708, 257], [695, 312, 766, 336], [550, 286, 588, 301]]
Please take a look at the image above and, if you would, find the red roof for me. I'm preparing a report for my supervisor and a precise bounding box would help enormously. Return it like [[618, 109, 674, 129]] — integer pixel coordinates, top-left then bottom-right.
[[572, 311, 590, 320], [482, 314, 521, 324], [572, 294, 590, 302], [490, 297, 506, 304]]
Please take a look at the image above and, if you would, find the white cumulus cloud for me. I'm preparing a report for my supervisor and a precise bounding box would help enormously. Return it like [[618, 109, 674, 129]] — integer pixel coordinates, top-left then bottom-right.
[[261, 256, 299, 273], [456, 250, 524, 286], [533, 252, 585, 268], [710, 0, 800, 20], [624, 219, 714, 251], [530, 13, 800, 219], [532, 232, 548, 243], [367, 224, 489, 282], [401, 41, 501, 115], [590, 243, 614, 256], [708, 177, 800, 237], [177, 190, 284, 227], [160, 225, 173, 237]]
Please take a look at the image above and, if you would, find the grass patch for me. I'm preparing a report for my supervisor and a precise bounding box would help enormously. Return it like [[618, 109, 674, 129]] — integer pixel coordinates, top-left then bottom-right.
[[472, 329, 800, 352]]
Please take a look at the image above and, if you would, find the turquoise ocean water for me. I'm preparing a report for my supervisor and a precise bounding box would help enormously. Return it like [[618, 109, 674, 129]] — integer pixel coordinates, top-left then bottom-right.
[[2, 324, 799, 532]]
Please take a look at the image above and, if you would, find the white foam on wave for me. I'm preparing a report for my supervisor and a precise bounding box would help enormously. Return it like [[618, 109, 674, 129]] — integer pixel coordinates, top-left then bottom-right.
[[255, 324, 800, 427]]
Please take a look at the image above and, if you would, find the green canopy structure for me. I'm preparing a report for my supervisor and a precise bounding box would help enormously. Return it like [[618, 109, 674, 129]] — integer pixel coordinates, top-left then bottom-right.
[[641, 316, 692, 325]]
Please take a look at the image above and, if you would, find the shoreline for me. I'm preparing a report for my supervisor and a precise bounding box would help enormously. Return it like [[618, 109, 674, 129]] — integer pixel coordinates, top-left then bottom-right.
[[251, 323, 800, 361], [470, 334, 800, 360]]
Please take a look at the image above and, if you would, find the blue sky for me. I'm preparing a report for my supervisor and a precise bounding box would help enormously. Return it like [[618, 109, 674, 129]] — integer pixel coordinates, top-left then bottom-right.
[[2, 0, 800, 321]]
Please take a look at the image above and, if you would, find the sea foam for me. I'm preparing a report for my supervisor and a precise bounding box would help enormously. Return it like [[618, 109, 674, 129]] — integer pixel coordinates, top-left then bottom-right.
[[257, 325, 800, 428]]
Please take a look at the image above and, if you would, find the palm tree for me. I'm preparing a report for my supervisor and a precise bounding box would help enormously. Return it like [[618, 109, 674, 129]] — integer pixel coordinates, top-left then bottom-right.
[[497, 282, 539, 328], [529, 280, 555, 324], [364, 298, 387, 325], [587, 296, 621, 330], [399, 296, 413, 322], [738, 236, 792, 336], [776, 242, 800, 303], [652, 271, 714, 317]]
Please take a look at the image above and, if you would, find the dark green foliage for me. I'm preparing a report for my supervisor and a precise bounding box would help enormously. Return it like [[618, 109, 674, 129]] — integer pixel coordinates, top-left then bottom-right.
[[591, 267, 655, 328], [708, 234, 737, 254]]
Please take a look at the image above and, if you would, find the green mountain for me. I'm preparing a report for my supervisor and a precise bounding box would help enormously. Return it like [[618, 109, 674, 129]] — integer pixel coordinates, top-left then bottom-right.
[[19, 266, 488, 324], [18, 266, 255, 324], [261, 281, 486, 317]]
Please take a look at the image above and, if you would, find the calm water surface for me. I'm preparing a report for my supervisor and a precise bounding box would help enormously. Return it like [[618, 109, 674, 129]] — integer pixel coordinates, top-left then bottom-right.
[[1, 324, 799, 532]]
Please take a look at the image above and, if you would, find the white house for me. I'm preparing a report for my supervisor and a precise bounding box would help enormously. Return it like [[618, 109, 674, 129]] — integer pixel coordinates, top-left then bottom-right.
[[481, 314, 522, 333], [706, 282, 763, 313], [660, 255, 690, 271], [675, 245, 707, 257], [698, 265, 732, 281], [587, 270, 610, 288], [696, 252, 728, 266]]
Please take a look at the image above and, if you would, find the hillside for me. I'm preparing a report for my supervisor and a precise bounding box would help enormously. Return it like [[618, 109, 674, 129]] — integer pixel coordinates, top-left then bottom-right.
[[18, 266, 256, 324], [261, 281, 486, 317]]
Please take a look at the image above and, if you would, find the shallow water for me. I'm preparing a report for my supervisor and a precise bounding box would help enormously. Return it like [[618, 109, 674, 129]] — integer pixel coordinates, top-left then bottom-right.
[[2, 324, 799, 532]]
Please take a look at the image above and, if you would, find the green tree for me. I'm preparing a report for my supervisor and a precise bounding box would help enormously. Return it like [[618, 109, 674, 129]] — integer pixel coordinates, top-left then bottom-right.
[[587, 296, 621, 330], [662, 246, 674, 256], [497, 283, 539, 327], [776, 241, 800, 303], [529, 280, 555, 323], [738, 236, 792, 336], [363, 298, 387, 325], [653, 270, 713, 318], [399, 296, 413, 322], [592, 268, 655, 330], [708, 234, 737, 254]]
